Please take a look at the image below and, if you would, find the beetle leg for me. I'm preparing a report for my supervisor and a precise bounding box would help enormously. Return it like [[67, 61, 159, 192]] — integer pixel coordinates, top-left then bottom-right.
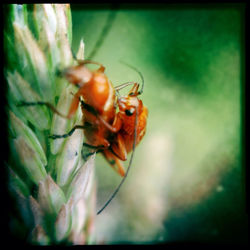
[[93, 135, 110, 148], [76, 59, 105, 73], [102, 150, 125, 177], [110, 114, 122, 132], [83, 142, 104, 149], [67, 89, 82, 118], [114, 158, 125, 177], [81, 147, 99, 161], [97, 113, 122, 134], [81, 143, 106, 161], [110, 133, 127, 161], [17, 101, 68, 119], [80, 100, 122, 133], [49, 125, 86, 139], [96, 115, 121, 133]]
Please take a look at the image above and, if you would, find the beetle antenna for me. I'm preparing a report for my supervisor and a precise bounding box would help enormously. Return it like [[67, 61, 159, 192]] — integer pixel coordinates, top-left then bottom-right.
[[119, 61, 144, 95], [97, 107, 138, 215], [87, 10, 117, 60], [114, 82, 135, 92]]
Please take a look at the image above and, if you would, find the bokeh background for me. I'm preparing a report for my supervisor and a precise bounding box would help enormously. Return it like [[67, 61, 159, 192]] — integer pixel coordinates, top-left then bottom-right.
[[71, 4, 247, 244]]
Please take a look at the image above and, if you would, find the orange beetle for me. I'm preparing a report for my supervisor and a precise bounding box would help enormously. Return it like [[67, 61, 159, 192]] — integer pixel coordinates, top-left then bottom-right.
[[18, 60, 148, 214], [61, 60, 148, 214], [101, 82, 148, 176], [19, 60, 148, 178], [58, 60, 148, 177]]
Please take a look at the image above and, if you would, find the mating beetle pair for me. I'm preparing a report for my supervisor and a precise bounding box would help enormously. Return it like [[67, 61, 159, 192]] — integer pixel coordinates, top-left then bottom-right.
[[21, 59, 148, 214]]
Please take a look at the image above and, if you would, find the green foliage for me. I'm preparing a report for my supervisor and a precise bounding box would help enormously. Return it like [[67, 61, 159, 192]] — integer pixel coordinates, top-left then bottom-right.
[[5, 4, 96, 245]]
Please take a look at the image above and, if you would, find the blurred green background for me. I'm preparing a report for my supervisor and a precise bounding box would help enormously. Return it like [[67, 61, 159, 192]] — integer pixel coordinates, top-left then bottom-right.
[[71, 4, 246, 244]]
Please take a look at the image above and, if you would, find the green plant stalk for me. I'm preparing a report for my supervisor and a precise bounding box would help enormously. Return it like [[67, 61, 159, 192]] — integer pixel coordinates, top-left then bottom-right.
[[5, 4, 96, 245]]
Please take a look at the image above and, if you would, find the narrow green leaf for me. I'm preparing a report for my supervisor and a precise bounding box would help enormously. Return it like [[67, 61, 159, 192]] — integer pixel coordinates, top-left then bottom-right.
[[31, 225, 50, 245], [33, 4, 57, 40], [55, 199, 73, 242], [42, 19, 60, 73], [66, 154, 95, 202], [15, 190, 33, 229], [4, 31, 19, 72], [33, 4, 60, 76], [53, 4, 73, 68], [7, 71, 50, 130], [65, 4, 72, 46], [9, 111, 47, 166], [46, 175, 67, 214], [13, 22, 53, 102], [8, 167, 30, 198], [14, 136, 47, 185], [29, 196, 44, 227], [70, 198, 86, 235], [13, 4, 28, 28], [56, 113, 84, 187], [38, 175, 66, 215]]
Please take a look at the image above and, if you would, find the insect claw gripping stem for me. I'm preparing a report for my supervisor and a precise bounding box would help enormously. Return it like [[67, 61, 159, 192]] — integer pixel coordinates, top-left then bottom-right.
[[81, 149, 96, 161], [81, 143, 105, 161]]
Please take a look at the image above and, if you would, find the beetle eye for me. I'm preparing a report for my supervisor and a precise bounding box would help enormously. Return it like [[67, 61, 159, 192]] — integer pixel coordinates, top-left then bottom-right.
[[125, 108, 134, 116]]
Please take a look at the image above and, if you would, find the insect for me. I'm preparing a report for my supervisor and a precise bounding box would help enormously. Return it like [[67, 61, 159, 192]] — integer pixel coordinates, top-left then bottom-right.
[[61, 60, 148, 213], [52, 59, 148, 178], [60, 60, 148, 213], [18, 60, 148, 214], [17, 7, 147, 212], [95, 76, 148, 214]]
